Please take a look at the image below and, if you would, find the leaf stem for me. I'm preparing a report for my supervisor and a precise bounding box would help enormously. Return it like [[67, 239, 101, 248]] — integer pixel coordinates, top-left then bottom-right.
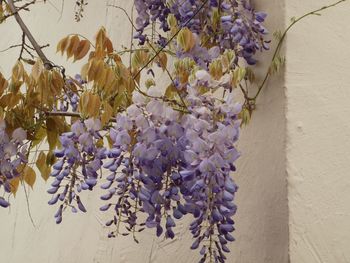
[[7, 0, 53, 69]]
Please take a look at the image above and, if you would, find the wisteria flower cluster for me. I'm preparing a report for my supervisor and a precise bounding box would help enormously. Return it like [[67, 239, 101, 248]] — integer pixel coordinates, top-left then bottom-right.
[[134, 0, 269, 64], [0, 0, 345, 261], [0, 0, 273, 262], [48, 119, 106, 223], [0, 121, 27, 208], [49, 78, 241, 261]]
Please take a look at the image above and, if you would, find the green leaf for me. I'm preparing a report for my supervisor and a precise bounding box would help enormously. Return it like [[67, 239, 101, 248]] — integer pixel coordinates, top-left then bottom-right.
[[9, 177, 20, 196]]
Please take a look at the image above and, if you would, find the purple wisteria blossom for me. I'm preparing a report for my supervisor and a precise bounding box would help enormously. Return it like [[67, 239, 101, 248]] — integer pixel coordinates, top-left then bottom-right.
[[98, 79, 241, 261], [134, 0, 269, 64], [49, 118, 106, 223], [0, 121, 28, 208]]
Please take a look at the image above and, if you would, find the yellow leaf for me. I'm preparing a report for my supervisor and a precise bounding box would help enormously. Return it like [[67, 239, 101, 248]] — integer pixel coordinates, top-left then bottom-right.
[[23, 166, 36, 188], [0, 72, 8, 96], [157, 52, 168, 71], [78, 92, 89, 117], [74, 40, 91, 62], [87, 94, 101, 118], [36, 152, 51, 181], [87, 59, 103, 82], [167, 14, 178, 35], [51, 70, 64, 95], [94, 62, 106, 86], [32, 127, 47, 147], [96, 138, 104, 148], [46, 151, 57, 166], [0, 93, 21, 109], [209, 60, 223, 80], [165, 84, 178, 99], [12, 61, 25, 83], [81, 63, 89, 81], [95, 27, 107, 49], [177, 28, 195, 52], [31, 59, 43, 81], [9, 177, 20, 196], [232, 67, 246, 86], [132, 50, 149, 70], [104, 67, 115, 88], [46, 118, 61, 150], [101, 102, 113, 126], [79, 92, 101, 118]]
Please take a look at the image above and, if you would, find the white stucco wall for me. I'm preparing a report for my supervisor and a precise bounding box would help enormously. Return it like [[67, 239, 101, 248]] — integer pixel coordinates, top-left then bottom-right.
[[2, 0, 349, 262], [286, 1, 350, 262]]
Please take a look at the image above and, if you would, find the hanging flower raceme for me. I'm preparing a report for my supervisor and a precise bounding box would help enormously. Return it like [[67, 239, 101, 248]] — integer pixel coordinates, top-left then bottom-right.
[[96, 77, 241, 261], [179, 87, 241, 262], [134, 0, 269, 64], [57, 75, 83, 113], [134, 0, 170, 45], [1, 0, 344, 261], [48, 118, 107, 223], [38, 1, 246, 260], [0, 120, 28, 208], [100, 90, 186, 239]]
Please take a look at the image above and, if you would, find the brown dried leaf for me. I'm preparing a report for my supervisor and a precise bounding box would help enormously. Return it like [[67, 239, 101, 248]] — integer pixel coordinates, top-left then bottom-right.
[[56, 36, 70, 55], [0, 72, 8, 96], [66, 35, 80, 59], [105, 37, 114, 54], [157, 52, 168, 71], [74, 40, 91, 62]]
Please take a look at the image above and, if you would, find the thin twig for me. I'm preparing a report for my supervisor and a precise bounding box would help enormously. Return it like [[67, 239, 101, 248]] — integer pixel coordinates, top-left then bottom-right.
[[44, 111, 117, 122], [7, 0, 53, 69], [21, 181, 36, 228], [18, 32, 25, 60], [2, 0, 36, 20], [147, 41, 188, 108], [108, 4, 137, 31]]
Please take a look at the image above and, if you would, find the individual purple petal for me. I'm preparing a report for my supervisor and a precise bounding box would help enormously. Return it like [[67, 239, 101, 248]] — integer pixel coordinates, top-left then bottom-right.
[[191, 238, 200, 250], [0, 197, 10, 208], [77, 197, 87, 212], [100, 204, 112, 211], [166, 216, 176, 228]]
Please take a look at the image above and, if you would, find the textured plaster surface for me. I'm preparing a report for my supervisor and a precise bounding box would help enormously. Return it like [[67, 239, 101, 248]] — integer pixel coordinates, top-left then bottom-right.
[[286, 1, 350, 262], [0, 1, 289, 262]]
